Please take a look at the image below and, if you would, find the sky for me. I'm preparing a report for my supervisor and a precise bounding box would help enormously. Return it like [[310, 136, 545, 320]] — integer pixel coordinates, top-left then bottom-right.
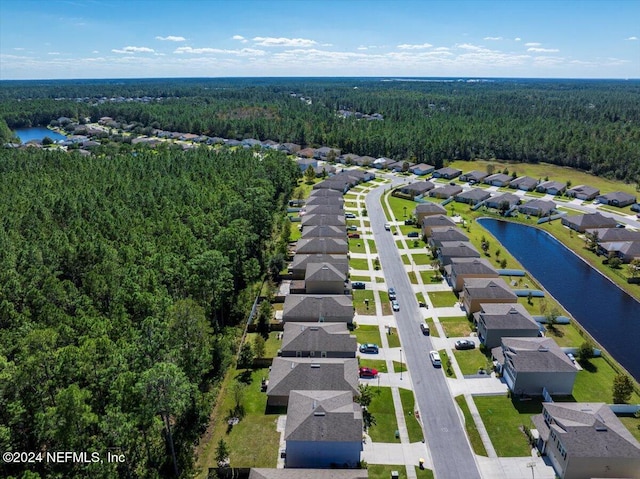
[[1, 0, 639, 80]]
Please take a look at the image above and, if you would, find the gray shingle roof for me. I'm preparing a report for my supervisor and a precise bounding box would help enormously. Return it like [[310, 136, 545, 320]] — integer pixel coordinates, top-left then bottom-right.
[[301, 225, 347, 239], [562, 212, 618, 231], [290, 254, 349, 275], [401, 181, 434, 195], [267, 358, 359, 397], [429, 227, 470, 245], [484, 173, 512, 184], [455, 188, 492, 202], [486, 192, 520, 208], [475, 303, 538, 330], [414, 202, 447, 215], [308, 189, 343, 198], [285, 390, 362, 442], [305, 196, 345, 207], [300, 215, 346, 228], [422, 214, 457, 228], [496, 337, 575, 373], [518, 199, 556, 215], [283, 295, 354, 322], [448, 257, 497, 276], [463, 278, 517, 301], [429, 185, 463, 197], [597, 191, 636, 203], [305, 262, 346, 282], [438, 241, 481, 259], [304, 204, 345, 216], [296, 237, 349, 254], [509, 176, 538, 189], [281, 322, 357, 354], [566, 184, 600, 197], [585, 228, 640, 242]]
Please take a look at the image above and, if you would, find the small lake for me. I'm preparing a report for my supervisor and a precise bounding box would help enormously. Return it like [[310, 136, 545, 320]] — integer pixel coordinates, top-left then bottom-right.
[[478, 218, 640, 381], [13, 127, 67, 143]]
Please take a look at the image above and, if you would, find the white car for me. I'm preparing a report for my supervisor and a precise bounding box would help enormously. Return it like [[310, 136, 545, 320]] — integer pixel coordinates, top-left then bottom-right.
[[384, 223, 391, 231], [429, 350, 441, 367], [392, 300, 400, 311]]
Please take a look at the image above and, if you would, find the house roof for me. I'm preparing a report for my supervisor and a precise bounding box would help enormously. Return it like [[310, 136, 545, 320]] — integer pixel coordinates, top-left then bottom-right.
[[285, 390, 362, 442], [298, 147, 316, 158], [519, 199, 556, 214], [410, 163, 435, 173], [562, 212, 618, 230], [430, 227, 469, 244], [531, 402, 640, 459], [315, 146, 341, 156], [301, 225, 347, 239], [295, 237, 348, 254], [433, 166, 462, 176], [304, 204, 344, 216], [308, 188, 343, 198], [567, 184, 600, 197], [290, 254, 349, 273], [599, 241, 640, 257], [281, 322, 356, 354], [266, 358, 359, 397], [463, 278, 517, 301], [421, 214, 457, 229], [414, 202, 447, 215], [486, 192, 520, 207], [429, 185, 463, 197], [438, 241, 481, 259], [249, 469, 369, 479], [402, 181, 435, 195], [597, 191, 636, 203], [536, 180, 566, 192], [305, 262, 346, 283], [474, 303, 539, 330], [510, 176, 538, 189], [584, 228, 640, 242], [455, 188, 492, 202], [305, 196, 344, 207], [492, 337, 575, 373], [461, 170, 489, 181], [312, 179, 350, 192], [283, 295, 353, 322], [300, 215, 346, 227], [447, 257, 498, 276], [484, 173, 512, 184]]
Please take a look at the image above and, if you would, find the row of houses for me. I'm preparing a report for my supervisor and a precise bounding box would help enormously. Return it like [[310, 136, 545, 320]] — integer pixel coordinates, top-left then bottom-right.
[[416, 205, 640, 479], [262, 172, 374, 474]]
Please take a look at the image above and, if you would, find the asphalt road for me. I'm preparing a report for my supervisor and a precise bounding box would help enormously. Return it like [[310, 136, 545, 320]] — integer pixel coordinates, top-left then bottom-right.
[[366, 177, 482, 479]]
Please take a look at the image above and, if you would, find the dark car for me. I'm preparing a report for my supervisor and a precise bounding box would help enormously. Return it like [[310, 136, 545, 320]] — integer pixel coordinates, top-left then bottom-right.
[[420, 323, 430, 335], [408, 231, 419, 238], [359, 343, 379, 354], [359, 367, 378, 378], [454, 339, 475, 350], [348, 233, 360, 238], [352, 281, 366, 290], [388, 287, 396, 300], [345, 212, 356, 219]]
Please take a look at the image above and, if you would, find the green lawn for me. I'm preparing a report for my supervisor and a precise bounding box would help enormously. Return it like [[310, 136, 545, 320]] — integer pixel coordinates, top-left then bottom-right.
[[439, 316, 473, 338], [349, 238, 367, 254], [401, 254, 411, 265], [474, 395, 539, 457], [367, 239, 378, 254], [376, 276, 385, 283], [619, 415, 640, 443], [388, 195, 418, 222], [368, 387, 400, 442], [416, 292, 427, 305], [368, 465, 434, 479], [573, 357, 640, 404], [353, 324, 382, 346], [453, 349, 491, 375], [454, 395, 488, 456], [407, 271, 418, 284], [425, 317, 439, 337], [428, 291, 459, 308], [246, 331, 281, 358], [359, 359, 388, 374], [350, 257, 371, 271], [438, 349, 456, 378], [198, 368, 279, 472], [353, 289, 376, 315], [350, 275, 371, 282], [420, 270, 442, 284], [399, 224, 421, 236], [392, 361, 407, 374], [412, 253, 432, 265], [399, 388, 424, 443], [379, 291, 392, 315], [387, 327, 401, 348]]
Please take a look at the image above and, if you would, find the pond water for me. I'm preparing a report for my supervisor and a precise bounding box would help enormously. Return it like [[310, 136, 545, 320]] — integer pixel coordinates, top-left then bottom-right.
[[478, 218, 640, 381], [13, 127, 67, 143]]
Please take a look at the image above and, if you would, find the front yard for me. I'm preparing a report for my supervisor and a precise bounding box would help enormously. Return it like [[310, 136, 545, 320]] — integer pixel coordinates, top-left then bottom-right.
[[439, 316, 473, 338]]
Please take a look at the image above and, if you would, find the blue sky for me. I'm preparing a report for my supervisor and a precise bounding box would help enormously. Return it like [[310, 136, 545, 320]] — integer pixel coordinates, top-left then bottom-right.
[[1, 0, 638, 80]]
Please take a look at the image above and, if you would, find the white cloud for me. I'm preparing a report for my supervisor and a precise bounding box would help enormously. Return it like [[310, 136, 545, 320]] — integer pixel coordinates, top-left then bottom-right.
[[155, 35, 186, 42], [48, 52, 60, 55], [14, 47, 25, 51], [525, 42, 541, 47], [92, 50, 99, 54], [514, 37, 521, 42], [357, 46, 368, 51], [397, 42, 433, 50], [484, 36, 503, 41], [232, 35, 248, 43], [457, 43, 489, 52], [528, 47, 559, 53], [174, 46, 265, 56], [112, 46, 155, 54], [252, 36, 317, 47], [627, 36, 638, 41]]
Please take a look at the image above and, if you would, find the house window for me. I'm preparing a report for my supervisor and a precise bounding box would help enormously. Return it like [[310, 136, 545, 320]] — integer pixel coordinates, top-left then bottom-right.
[[321, 351, 327, 358], [296, 351, 302, 357], [309, 351, 315, 357]]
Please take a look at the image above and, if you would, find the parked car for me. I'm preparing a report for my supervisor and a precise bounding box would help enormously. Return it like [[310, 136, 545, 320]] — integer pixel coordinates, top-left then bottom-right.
[[404, 218, 415, 225], [345, 212, 356, 219], [408, 231, 419, 238], [420, 323, 430, 335], [429, 350, 442, 367], [391, 300, 400, 312], [348, 233, 360, 238], [454, 339, 475, 350], [359, 367, 378, 378], [359, 343, 379, 354], [352, 281, 366, 290], [388, 287, 396, 300], [384, 223, 391, 231], [347, 225, 358, 231]]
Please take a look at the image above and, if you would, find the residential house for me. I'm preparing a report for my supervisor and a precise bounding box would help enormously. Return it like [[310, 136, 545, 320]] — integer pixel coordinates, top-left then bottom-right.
[[459, 170, 489, 183], [584, 228, 640, 242], [308, 189, 343, 199], [398, 181, 435, 198], [509, 176, 539, 191], [409, 163, 435, 176], [282, 295, 354, 324], [561, 212, 618, 233], [421, 214, 457, 237], [301, 225, 347, 240], [461, 278, 517, 314], [280, 322, 357, 358], [314, 146, 341, 160], [337, 169, 374, 183], [289, 254, 349, 280], [518, 199, 556, 217], [298, 148, 317, 159], [566, 185, 600, 201], [597, 241, 640, 263], [531, 402, 640, 479], [454, 188, 492, 205], [281, 143, 301, 154], [474, 303, 540, 349], [354, 155, 376, 167], [444, 257, 499, 292], [249, 469, 369, 479], [492, 337, 577, 396], [428, 227, 469, 249], [483, 173, 512, 187], [432, 166, 462, 180], [536, 180, 567, 196], [242, 138, 262, 148], [304, 204, 344, 216], [312, 164, 336, 177], [285, 390, 363, 468], [312, 179, 351, 193], [596, 191, 637, 208], [414, 202, 447, 224], [266, 358, 359, 406], [305, 263, 347, 294], [485, 192, 521, 210], [301, 214, 346, 228], [295, 237, 348, 255], [429, 185, 463, 199], [304, 196, 345, 207], [437, 241, 482, 266], [388, 160, 413, 172], [373, 157, 395, 169]]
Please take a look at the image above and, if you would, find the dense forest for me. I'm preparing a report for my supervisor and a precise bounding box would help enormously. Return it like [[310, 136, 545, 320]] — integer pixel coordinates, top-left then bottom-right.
[[1, 78, 640, 181], [0, 146, 300, 478]]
